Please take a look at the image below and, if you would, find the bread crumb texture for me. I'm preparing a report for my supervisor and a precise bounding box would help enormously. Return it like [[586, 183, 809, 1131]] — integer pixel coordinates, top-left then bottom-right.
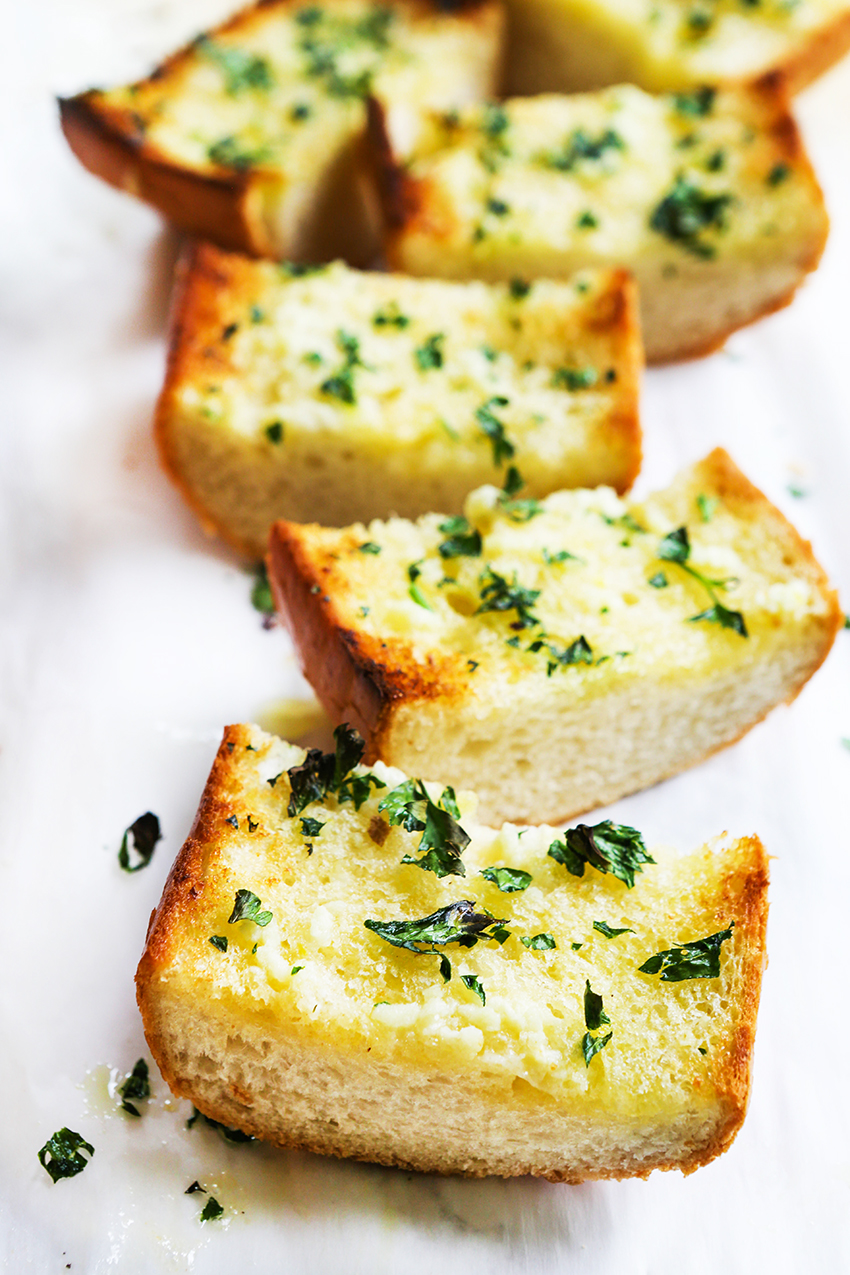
[[137, 723, 769, 1180], [269, 449, 840, 824], [380, 84, 827, 361], [157, 248, 640, 553]]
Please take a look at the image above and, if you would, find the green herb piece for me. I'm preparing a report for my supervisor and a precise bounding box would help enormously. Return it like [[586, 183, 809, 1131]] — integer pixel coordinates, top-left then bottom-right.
[[650, 176, 732, 258], [648, 572, 668, 588], [250, 561, 275, 617], [698, 1046, 708, 1055], [291, 964, 304, 975], [118, 1059, 151, 1117], [543, 548, 581, 566], [290, 102, 311, 121], [209, 935, 228, 952], [593, 921, 634, 939], [300, 816, 325, 838], [543, 127, 624, 172], [477, 566, 540, 629], [548, 820, 654, 888], [118, 812, 161, 872], [185, 1181, 206, 1194], [552, 366, 598, 391], [221, 322, 238, 341], [284, 722, 376, 815], [320, 329, 366, 405], [407, 583, 431, 610], [577, 210, 598, 229], [696, 492, 718, 522], [583, 979, 610, 1030], [200, 1197, 224, 1222], [527, 634, 593, 675], [336, 770, 386, 810], [672, 87, 715, 117], [571, 941, 583, 951], [509, 278, 531, 299], [285, 746, 335, 814], [639, 923, 734, 980], [486, 197, 510, 216], [414, 333, 444, 371], [380, 779, 470, 878], [480, 865, 532, 892], [228, 889, 273, 928], [497, 466, 543, 522], [207, 135, 268, 171], [438, 515, 482, 558], [491, 925, 511, 944], [372, 302, 409, 328], [365, 900, 507, 981], [197, 38, 274, 94], [521, 932, 556, 950], [475, 396, 515, 466], [767, 163, 791, 186], [657, 525, 747, 636], [38, 1128, 95, 1182], [706, 149, 725, 172], [787, 484, 805, 498], [461, 973, 486, 1005], [358, 541, 381, 554], [249, 305, 264, 323], [187, 1106, 255, 1142], [264, 421, 284, 444], [581, 1029, 613, 1066], [482, 103, 508, 136]]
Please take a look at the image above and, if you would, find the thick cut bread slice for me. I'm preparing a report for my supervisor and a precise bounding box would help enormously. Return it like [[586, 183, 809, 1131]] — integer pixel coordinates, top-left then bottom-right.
[[137, 722, 769, 1180], [59, 0, 504, 265], [503, 0, 850, 96], [369, 81, 828, 362], [156, 244, 642, 556], [268, 448, 841, 826]]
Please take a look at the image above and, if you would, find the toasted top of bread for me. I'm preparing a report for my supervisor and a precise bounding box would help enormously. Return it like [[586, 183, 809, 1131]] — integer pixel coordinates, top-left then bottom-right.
[[137, 722, 769, 1178], [271, 447, 838, 704], [372, 81, 827, 361], [155, 244, 642, 553], [503, 0, 850, 96], [60, 0, 504, 258]]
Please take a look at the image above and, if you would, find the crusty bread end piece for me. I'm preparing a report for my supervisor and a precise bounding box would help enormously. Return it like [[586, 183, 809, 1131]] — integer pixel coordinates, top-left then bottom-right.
[[269, 448, 841, 826], [137, 723, 769, 1179], [369, 80, 828, 363], [59, 0, 505, 264], [155, 243, 642, 556]]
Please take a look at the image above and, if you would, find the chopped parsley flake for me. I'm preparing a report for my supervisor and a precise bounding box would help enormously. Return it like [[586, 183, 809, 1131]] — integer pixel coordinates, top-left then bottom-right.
[[498, 466, 543, 522], [650, 177, 732, 259], [658, 525, 747, 635], [228, 889, 273, 928], [265, 420, 283, 443], [358, 541, 381, 554], [461, 973, 486, 1005], [200, 1197, 224, 1222], [509, 278, 531, 299], [593, 920, 634, 939], [250, 561, 275, 617], [38, 1128, 95, 1182], [480, 866, 532, 892], [284, 723, 385, 816], [696, 492, 718, 522], [543, 127, 624, 172], [639, 924, 734, 980], [520, 932, 557, 950], [118, 1059, 151, 1117], [365, 900, 507, 982], [648, 571, 668, 588], [300, 816, 325, 838], [672, 87, 715, 117], [380, 779, 470, 878], [475, 396, 515, 466], [118, 812, 161, 873], [408, 583, 432, 610], [548, 820, 654, 888], [209, 935, 228, 952], [477, 565, 540, 629], [197, 38, 274, 94], [207, 135, 268, 171], [372, 302, 409, 328], [414, 333, 444, 371], [438, 515, 482, 558], [767, 163, 791, 186], [320, 329, 366, 404]]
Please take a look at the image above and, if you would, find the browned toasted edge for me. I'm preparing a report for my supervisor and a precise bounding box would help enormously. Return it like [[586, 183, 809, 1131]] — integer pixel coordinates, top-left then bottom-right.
[[268, 519, 468, 763], [365, 94, 433, 264], [154, 240, 271, 555], [651, 75, 830, 364], [594, 268, 644, 492], [135, 725, 249, 1077], [771, 10, 850, 95]]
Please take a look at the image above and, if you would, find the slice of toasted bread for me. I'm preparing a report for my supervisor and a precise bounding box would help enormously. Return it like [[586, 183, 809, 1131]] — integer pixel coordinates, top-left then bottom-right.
[[268, 448, 841, 826], [369, 81, 828, 363], [503, 0, 850, 97], [59, 0, 504, 265], [137, 722, 769, 1180], [156, 244, 642, 556]]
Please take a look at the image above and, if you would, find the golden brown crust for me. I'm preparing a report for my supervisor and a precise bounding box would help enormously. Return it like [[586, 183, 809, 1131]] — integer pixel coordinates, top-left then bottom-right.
[[771, 10, 850, 95]]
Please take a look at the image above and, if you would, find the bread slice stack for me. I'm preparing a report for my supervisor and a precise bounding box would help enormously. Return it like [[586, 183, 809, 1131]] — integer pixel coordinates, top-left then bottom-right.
[[156, 244, 642, 556], [269, 448, 841, 826], [59, 0, 504, 264], [370, 81, 828, 362], [503, 0, 850, 96], [137, 722, 769, 1180]]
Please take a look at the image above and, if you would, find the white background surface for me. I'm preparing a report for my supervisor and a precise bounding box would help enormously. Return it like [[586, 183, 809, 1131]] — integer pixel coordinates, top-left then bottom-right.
[[2, 4, 850, 1270]]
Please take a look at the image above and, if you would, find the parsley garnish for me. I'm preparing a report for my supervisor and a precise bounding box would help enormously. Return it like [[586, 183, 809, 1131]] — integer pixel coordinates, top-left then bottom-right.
[[527, 633, 593, 675], [639, 924, 734, 980], [520, 932, 556, 950], [650, 176, 732, 259], [696, 492, 718, 522], [648, 571, 668, 588], [365, 900, 507, 982], [200, 1197, 224, 1222], [475, 396, 515, 466], [657, 525, 747, 635], [228, 889, 273, 927], [548, 820, 654, 888], [509, 278, 531, 299], [38, 1128, 95, 1182], [480, 866, 531, 892], [118, 1058, 151, 1117], [437, 515, 482, 558], [552, 366, 598, 391], [300, 816, 325, 838], [576, 210, 598, 229], [283, 723, 384, 816], [593, 921, 634, 939], [372, 302, 409, 328], [197, 38, 274, 94], [118, 812, 161, 873], [543, 547, 581, 566], [498, 466, 543, 522], [461, 973, 486, 1005], [358, 541, 381, 554], [671, 87, 715, 117], [265, 421, 283, 443], [767, 163, 791, 186], [250, 561, 275, 617], [320, 329, 366, 404], [408, 583, 432, 610], [379, 779, 470, 877], [414, 334, 444, 370], [207, 135, 268, 171], [187, 1107, 254, 1143], [209, 935, 228, 952], [185, 1181, 206, 1194], [543, 127, 624, 172], [477, 566, 540, 629], [581, 979, 613, 1065]]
